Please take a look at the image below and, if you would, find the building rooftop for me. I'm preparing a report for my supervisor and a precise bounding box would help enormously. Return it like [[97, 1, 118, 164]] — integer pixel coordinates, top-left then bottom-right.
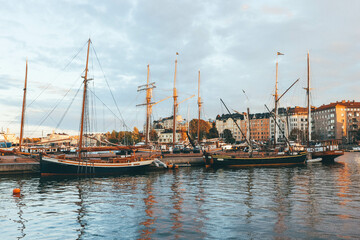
[[315, 100, 360, 111]]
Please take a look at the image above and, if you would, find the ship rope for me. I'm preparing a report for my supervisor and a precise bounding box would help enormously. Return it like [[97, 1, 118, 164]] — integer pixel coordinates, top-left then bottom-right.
[[91, 43, 130, 131], [28, 73, 84, 137], [3, 41, 88, 133], [55, 82, 83, 130]]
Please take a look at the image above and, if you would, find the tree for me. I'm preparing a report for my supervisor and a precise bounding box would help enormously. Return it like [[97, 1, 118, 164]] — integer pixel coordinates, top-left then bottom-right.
[[149, 129, 159, 142], [355, 129, 360, 142], [223, 129, 235, 144], [289, 128, 305, 143], [132, 127, 141, 143], [189, 119, 211, 141], [207, 122, 219, 139]]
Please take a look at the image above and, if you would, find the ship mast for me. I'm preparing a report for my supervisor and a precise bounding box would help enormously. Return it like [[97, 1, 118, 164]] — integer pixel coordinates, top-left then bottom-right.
[[306, 51, 311, 147], [172, 53, 178, 147], [19, 60, 28, 152], [78, 39, 91, 160], [145, 64, 151, 145], [197, 70, 202, 144], [246, 108, 253, 157], [274, 52, 284, 147], [274, 57, 278, 147]]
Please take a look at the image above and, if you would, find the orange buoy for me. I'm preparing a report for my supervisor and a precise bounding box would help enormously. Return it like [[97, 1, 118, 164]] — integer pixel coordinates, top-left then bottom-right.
[[13, 188, 21, 196], [174, 165, 179, 169]]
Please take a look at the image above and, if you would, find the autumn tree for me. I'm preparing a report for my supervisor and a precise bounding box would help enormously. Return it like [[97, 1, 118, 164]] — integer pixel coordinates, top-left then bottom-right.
[[189, 119, 211, 141], [132, 127, 141, 143], [149, 129, 159, 142]]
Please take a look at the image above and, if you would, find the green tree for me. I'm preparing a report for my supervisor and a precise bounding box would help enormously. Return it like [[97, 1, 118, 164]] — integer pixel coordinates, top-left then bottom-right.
[[207, 122, 219, 139], [223, 129, 235, 144], [189, 119, 211, 141]]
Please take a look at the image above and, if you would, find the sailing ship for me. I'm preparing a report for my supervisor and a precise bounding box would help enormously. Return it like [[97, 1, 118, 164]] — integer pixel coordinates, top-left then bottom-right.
[[40, 39, 156, 176], [304, 52, 344, 162], [204, 52, 306, 168]]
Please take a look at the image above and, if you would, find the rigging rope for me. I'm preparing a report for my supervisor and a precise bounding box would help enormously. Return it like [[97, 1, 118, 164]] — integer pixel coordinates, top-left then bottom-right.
[[28, 73, 84, 137], [91, 44, 130, 131], [55, 81, 83, 130]]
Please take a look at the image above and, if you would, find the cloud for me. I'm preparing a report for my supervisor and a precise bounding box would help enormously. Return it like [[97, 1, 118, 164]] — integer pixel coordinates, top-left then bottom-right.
[[0, 0, 360, 136]]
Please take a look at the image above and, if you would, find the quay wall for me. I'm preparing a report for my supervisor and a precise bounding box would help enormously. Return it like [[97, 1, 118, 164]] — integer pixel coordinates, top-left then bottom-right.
[[0, 162, 40, 174]]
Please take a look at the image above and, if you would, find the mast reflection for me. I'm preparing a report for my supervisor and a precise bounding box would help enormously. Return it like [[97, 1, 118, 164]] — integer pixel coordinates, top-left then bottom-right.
[[273, 168, 295, 236], [76, 181, 87, 240], [14, 180, 26, 239], [170, 170, 184, 237], [244, 168, 254, 224], [139, 177, 157, 240]]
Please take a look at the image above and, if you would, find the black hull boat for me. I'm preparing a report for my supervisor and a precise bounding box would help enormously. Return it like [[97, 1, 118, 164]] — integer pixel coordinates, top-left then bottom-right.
[[40, 155, 154, 176], [204, 152, 306, 168]]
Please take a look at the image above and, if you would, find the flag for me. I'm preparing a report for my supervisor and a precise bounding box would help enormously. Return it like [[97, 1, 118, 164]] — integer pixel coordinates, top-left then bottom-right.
[[242, 89, 245, 93], [277, 52, 284, 56], [176, 52, 179, 55]]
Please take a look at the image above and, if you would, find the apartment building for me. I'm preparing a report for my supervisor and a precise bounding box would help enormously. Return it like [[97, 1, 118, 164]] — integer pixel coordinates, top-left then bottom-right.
[[312, 100, 360, 142], [216, 112, 270, 142]]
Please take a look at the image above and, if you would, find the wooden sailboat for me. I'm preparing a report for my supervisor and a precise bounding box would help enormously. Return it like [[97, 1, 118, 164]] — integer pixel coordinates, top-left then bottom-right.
[[204, 100, 306, 168], [40, 39, 156, 176], [305, 51, 344, 162], [204, 52, 306, 168]]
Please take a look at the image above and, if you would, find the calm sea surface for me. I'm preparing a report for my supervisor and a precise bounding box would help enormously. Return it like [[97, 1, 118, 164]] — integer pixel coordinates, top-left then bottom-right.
[[1, 153, 360, 239]]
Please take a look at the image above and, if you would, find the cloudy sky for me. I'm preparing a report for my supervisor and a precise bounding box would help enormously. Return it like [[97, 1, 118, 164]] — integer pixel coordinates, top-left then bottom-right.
[[1, 0, 359, 137]]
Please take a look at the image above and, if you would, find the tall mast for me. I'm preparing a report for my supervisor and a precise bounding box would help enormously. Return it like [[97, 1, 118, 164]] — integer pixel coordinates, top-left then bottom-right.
[[274, 58, 278, 147], [145, 64, 151, 145], [197, 70, 202, 144], [274, 52, 284, 147], [19, 60, 28, 151], [246, 108, 253, 157], [78, 39, 91, 160], [307, 51, 311, 147], [172, 53, 178, 147]]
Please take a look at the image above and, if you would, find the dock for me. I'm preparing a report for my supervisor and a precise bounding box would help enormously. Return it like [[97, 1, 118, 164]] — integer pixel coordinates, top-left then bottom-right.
[[0, 156, 39, 174], [161, 153, 205, 166]]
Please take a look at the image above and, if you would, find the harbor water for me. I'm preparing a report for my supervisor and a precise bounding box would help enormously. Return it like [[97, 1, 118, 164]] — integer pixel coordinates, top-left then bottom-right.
[[1, 153, 360, 239]]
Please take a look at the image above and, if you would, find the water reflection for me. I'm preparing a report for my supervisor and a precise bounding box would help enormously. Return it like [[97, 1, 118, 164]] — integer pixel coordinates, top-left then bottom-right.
[[1, 153, 360, 239], [14, 180, 26, 239], [170, 170, 184, 238], [244, 168, 254, 224], [337, 162, 351, 207], [76, 182, 87, 240], [139, 178, 157, 240], [272, 169, 294, 237]]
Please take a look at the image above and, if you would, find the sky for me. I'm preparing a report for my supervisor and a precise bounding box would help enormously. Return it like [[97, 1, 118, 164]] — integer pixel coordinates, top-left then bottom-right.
[[0, 0, 360, 137]]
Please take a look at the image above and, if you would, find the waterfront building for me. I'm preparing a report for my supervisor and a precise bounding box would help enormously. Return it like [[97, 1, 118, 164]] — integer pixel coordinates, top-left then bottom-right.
[[157, 131, 182, 143], [312, 100, 360, 143], [152, 115, 186, 143], [0, 128, 19, 145], [216, 112, 270, 142], [153, 115, 184, 130]]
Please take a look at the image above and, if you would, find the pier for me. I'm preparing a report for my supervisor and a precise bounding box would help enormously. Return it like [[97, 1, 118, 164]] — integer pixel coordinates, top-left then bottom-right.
[[0, 156, 39, 174]]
